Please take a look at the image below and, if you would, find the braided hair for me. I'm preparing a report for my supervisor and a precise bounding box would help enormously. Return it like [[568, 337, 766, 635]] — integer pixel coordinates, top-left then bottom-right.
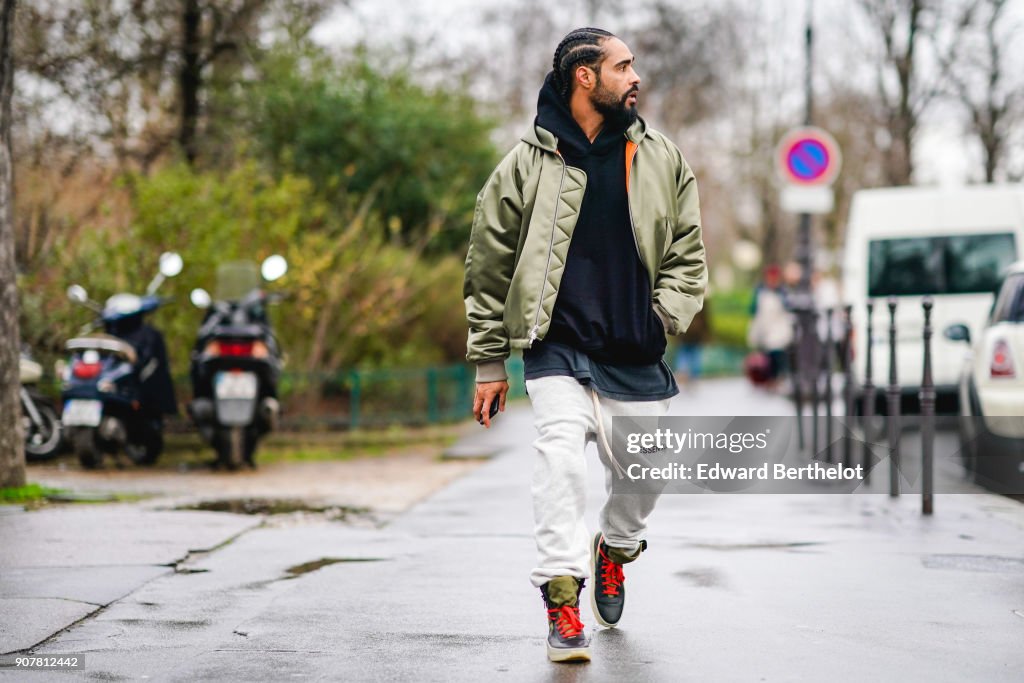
[[551, 28, 614, 102]]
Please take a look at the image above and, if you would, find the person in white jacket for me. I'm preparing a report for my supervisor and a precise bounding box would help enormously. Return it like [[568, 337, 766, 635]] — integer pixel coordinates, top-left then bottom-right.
[[747, 264, 794, 379]]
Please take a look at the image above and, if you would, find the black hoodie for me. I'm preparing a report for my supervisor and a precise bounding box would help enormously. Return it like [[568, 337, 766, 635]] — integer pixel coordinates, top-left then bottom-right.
[[533, 72, 667, 365]]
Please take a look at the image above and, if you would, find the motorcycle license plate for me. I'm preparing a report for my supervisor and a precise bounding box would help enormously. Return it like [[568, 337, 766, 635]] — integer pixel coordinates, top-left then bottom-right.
[[215, 372, 258, 400], [63, 399, 102, 427]]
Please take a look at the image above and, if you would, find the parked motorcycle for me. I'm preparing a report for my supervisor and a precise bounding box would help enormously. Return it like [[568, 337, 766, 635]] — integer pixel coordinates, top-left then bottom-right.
[[20, 350, 63, 460], [187, 255, 287, 470], [61, 252, 182, 468]]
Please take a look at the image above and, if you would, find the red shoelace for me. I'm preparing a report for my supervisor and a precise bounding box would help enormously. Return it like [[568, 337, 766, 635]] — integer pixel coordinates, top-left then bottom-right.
[[599, 546, 625, 597], [548, 605, 585, 638]]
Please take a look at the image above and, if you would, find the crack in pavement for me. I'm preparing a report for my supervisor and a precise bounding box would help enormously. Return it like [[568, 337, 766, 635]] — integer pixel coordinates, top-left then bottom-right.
[[8, 517, 271, 657]]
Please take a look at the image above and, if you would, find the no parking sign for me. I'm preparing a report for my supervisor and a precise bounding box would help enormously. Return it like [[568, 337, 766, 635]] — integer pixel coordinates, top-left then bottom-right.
[[776, 127, 842, 213]]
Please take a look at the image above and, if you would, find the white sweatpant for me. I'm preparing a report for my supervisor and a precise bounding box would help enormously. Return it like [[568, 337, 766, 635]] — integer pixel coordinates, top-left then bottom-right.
[[525, 375, 672, 587]]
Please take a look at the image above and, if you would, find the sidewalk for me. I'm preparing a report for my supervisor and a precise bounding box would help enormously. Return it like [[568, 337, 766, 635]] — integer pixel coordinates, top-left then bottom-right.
[[2, 378, 1023, 681]]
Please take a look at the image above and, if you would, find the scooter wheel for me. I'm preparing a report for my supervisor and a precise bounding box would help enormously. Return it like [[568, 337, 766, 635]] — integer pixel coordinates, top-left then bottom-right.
[[23, 399, 62, 461], [73, 429, 103, 469], [126, 428, 163, 466], [215, 427, 255, 471]]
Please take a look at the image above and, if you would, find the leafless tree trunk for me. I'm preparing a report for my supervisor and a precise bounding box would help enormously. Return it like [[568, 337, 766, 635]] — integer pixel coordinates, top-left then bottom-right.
[[179, 0, 203, 165], [0, 0, 24, 489], [942, 0, 1022, 183], [858, 0, 932, 186]]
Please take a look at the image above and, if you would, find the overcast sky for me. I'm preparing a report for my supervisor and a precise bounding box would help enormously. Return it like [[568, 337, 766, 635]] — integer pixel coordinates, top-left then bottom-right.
[[311, 0, 1024, 186]]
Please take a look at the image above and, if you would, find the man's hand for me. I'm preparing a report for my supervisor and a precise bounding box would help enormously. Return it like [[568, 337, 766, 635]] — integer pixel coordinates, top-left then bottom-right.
[[473, 380, 509, 429]]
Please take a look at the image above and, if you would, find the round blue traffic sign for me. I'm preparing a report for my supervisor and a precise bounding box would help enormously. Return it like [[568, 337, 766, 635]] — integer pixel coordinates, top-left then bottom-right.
[[776, 127, 842, 186]]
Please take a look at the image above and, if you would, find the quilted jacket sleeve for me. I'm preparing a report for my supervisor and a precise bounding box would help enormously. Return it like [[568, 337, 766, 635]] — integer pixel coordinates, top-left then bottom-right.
[[463, 147, 524, 382], [653, 145, 707, 335]]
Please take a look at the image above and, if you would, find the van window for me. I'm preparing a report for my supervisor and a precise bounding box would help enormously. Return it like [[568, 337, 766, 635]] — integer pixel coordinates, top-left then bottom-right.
[[991, 273, 1024, 323], [868, 232, 1017, 297]]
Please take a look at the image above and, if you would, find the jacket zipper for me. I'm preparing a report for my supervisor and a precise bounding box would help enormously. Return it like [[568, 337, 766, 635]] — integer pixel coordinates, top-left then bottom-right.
[[625, 141, 644, 269], [528, 154, 568, 345], [625, 140, 665, 331]]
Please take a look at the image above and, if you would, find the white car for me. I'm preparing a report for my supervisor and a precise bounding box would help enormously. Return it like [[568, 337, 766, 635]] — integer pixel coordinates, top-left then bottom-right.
[[947, 260, 1024, 493]]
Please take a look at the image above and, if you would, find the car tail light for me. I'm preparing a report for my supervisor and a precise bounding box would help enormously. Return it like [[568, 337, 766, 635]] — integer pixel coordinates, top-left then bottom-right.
[[72, 360, 102, 380], [990, 339, 1016, 378]]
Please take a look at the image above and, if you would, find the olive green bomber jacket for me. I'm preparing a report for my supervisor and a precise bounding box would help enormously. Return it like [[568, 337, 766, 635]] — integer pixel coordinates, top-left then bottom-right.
[[463, 116, 707, 383]]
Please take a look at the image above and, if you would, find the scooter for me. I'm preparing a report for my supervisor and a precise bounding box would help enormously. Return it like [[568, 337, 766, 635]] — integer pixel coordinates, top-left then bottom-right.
[[20, 350, 63, 461], [61, 252, 182, 468], [187, 255, 287, 470]]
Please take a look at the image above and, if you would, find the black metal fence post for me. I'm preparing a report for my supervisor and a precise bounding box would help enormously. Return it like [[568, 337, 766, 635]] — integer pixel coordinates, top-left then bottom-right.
[[863, 301, 875, 485], [887, 297, 901, 497], [921, 297, 935, 515], [792, 317, 805, 451], [824, 307, 834, 463], [843, 304, 854, 470], [811, 310, 821, 457]]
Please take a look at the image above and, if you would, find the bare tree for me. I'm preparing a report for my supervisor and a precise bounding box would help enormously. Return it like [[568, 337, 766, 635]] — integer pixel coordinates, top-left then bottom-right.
[[14, 0, 331, 169], [856, 0, 935, 185], [626, 1, 746, 134], [815, 88, 889, 248], [941, 0, 1024, 182], [0, 0, 24, 489]]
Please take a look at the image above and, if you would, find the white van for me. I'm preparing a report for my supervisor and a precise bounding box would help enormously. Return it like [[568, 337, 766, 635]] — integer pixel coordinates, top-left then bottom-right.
[[841, 186, 1024, 412]]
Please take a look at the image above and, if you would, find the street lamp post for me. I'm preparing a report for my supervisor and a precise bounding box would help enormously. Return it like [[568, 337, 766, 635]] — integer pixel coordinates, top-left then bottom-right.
[[793, 0, 818, 434]]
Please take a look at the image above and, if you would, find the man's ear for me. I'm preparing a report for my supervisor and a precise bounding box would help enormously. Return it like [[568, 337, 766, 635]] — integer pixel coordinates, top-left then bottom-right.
[[575, 64, 596, 91]]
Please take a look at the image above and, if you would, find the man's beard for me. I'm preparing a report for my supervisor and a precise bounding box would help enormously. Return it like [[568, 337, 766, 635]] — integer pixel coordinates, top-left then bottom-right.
[[590, 79, 638, 131]]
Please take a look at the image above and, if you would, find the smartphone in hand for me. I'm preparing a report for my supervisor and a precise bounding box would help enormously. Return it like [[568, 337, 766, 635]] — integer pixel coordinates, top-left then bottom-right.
[[478, 398, 500, 425]]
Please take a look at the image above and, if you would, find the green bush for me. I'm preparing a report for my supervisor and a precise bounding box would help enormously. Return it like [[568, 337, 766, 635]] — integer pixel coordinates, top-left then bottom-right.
[[707, 289, 753, 347]]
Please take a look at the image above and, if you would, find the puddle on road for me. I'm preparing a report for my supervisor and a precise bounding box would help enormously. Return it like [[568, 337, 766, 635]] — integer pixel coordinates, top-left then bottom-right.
[[922, 554, 1024, 573], [173, 498, 372, 523], [675, 567, 728, 588], [115, 618, 212, 630], [285, 557, 385, 576], [688, 541, 825, 551]]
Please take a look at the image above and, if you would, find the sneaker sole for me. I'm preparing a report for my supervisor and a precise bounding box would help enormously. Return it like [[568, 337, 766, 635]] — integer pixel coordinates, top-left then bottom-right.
[[590, 533, 620, 629], [547, 644, 591, 662]]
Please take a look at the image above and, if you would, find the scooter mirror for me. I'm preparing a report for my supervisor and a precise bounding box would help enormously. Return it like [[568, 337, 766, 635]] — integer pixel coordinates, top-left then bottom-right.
[[261, 254, 288, 282], [190, 288, 212, 309], [159, 252, 184, 278], [67, 285, 89, 304]]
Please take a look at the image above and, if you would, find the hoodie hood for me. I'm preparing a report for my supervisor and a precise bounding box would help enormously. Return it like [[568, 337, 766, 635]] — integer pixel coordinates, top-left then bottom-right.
[[525, 71, 646, 153]]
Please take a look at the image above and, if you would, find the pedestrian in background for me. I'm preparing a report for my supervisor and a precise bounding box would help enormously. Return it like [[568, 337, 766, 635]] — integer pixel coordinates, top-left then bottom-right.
[[747, 264, 793, 384], [463, 27, 706, 662], [675, 298, 712, 385]]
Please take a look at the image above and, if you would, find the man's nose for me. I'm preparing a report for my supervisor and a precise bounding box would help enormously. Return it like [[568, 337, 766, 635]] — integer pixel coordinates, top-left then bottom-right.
[[630, 68, 641, 88]]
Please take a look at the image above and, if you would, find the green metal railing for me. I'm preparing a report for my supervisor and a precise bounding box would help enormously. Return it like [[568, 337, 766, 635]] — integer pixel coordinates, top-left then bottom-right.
[[45, 346, 746, 432], [272, 355, 528, 429], [696, 345, 748, 377]]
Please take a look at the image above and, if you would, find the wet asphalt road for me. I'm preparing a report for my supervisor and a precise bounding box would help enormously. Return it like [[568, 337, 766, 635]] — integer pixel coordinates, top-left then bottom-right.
[[2, 379, 1023, 681]]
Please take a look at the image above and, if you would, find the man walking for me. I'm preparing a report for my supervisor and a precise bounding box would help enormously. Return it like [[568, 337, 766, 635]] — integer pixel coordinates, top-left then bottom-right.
[[463, 27, 706, 662]]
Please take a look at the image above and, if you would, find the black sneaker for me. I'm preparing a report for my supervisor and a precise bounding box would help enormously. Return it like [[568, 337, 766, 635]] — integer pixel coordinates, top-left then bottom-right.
[[540, 576, 591, 662], [590, 533, 646, 628]]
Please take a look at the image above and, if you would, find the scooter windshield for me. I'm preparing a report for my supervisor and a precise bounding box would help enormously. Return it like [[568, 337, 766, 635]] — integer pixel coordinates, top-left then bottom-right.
[[215, 261, 260, 302]]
